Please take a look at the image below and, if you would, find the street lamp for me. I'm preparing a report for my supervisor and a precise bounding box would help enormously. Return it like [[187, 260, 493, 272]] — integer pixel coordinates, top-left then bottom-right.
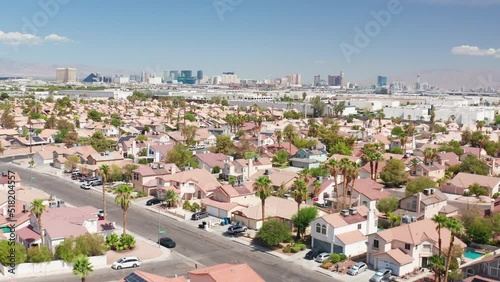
[[30, 176, 36, 188]]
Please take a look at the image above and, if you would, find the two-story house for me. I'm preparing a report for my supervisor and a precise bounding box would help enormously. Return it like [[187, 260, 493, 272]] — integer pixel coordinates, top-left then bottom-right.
[[310, 206, 377, 257], [194, 152, 230, 173], [397, 188, 457, 220], [156, 168, 221, 200], [461, 252, 500, 281], [290, 148, 328, 169], [201, 184, 259, 218], [131, 163, 179, 195], [366, 219, 466, 276], [409, 163, 446, 181], [221, 157, 272, 182], [441, 173, 500, 197]]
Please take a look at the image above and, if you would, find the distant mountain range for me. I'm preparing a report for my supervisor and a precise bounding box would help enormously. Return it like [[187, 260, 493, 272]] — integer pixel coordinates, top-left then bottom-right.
[[0, 58, 498, 90]]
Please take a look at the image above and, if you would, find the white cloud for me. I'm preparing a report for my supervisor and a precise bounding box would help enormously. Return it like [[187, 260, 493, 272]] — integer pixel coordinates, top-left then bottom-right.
[[44, 33, 71, 43], [451, 45, 500, 58], [0, 31, 41, 46]]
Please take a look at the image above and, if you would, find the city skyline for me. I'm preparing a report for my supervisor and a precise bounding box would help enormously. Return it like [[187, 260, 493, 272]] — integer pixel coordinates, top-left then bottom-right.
[[0, 0, 499, 87]]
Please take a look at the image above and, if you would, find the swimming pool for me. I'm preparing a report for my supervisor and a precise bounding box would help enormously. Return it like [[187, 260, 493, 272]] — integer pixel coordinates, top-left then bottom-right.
[[464, 249, 484, 260]]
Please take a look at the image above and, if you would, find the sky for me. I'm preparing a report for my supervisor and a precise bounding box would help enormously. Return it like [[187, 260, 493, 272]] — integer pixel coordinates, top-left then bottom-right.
[[0, 0, 499, 85]]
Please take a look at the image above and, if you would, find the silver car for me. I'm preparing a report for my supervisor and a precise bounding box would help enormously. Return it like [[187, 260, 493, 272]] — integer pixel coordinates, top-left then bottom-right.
[[370, 268, 392, 282], [315, 252, 330, 263], [347, 262, 367, 276], [111, 257, 141, 270]]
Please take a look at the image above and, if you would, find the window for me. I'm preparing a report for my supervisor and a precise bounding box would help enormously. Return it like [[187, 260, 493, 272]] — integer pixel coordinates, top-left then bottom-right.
[[405, 243, 411, 250], [316, 223, 321, 233], [466, 268, 474, 277], [358, 224, 362, 230], [411, 200, 417, 210], [133, 173, 139, 180], [373, 240, 379, 249], [362, 201, 368, 207], [321, 224, 326, 235]]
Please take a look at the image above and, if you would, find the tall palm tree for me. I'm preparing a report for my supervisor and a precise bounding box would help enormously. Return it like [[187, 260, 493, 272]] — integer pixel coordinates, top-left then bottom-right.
[[115, 184, 134, 236], [327, 159, 341, 209], [312, 180, 322, 197], [339, 158, 352, 209], [443, 218, 463, 282], [291, 179, 308, 211], [361, 144, 376, 180], [432, 214, 448, 282], [377, 109, 385, 126], [477, 134, 489, 159], [98, 164, 110, 220], [373, 152, 384, 181], [348, 162, 360, 208], [476, 120, 486, 132], [72, 254, 93, 282], [275, 130, 282, 149], [253, 176, 272, 223], [30, 199, 45, 245], [283, 124, 296, 153]]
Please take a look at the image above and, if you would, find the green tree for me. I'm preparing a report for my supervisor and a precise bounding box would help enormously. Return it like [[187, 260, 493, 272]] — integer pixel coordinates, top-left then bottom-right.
[[90, 131, 113, 152], [110, 118, 120, 127], [272, 150, 289, 166], [136, 134, 148, 142], [466, 219, 492, 244], [30, 199, 46, 245], [122, 164, 138, 182], [391, 126, 404, 137], [291, 207, 318, 239], [166, 144, 197, 168], [115, 184, 134, 235], [468, 183, 488, 197], [163, 189, 179, 208], [215, 134, 234, 155], [432, 214, 448, 282], [253, 176, 272, 223], [380, 159, 408, 187], [405, 177, 437, 196], [256, 219, 292, 247], [376, 196, 399, 214], [0, 240, 27, 266], [328, 141, 353, 156], [291, 179, 308, 212], [181, 125, 197, 146], [72, 254, 93, 282], [443, 218, 463, 282], [1, 107, 16, 129], [449, 155, 489, 176], [283, 124, 296, 153], [310, 96, 325, 117], [87, 110, 102, 122]]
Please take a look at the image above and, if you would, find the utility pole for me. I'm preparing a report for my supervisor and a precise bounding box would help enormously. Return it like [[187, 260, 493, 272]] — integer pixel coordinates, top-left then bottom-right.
[[29, 123, 32, 154]]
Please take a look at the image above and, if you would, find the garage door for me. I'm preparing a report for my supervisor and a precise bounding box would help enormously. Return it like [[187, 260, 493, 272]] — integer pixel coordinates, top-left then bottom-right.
[[207, 206, 220, 218], [377, 260, 399, 276], [313, 238, 332, 253]]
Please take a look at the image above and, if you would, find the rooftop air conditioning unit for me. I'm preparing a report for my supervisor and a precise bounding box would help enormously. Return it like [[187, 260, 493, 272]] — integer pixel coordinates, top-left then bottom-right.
[[349, 208, 357, 215], [341, 210, 350, 217]]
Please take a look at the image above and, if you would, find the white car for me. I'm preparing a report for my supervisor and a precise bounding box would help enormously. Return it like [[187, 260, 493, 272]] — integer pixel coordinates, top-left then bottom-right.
[[111, 257, 141, 270], [315, 252, 330, 263]]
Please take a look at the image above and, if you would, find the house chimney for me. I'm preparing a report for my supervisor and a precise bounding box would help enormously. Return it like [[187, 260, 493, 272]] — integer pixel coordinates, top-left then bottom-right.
[[170, 166, 177, 175], [416, 192, 422, 213], [366, 209, 377, 235]]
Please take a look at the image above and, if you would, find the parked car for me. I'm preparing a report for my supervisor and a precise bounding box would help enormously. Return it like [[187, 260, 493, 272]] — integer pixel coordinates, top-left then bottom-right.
[[347, 262, 367, 276], [98, 209, 104, 220], [191, 212, 209, 220], [305, 249, 321, 260], [227, 225, 247, 234], [81, 177, 98, 183], [158, 237, 176, 248], [315, 253, 330, 263], [146, 198, 162, 206], [90, 179, 103, 186], [80, 183, 91, 190], [370, 268, 392, 282], [111, 257, 140, 270]]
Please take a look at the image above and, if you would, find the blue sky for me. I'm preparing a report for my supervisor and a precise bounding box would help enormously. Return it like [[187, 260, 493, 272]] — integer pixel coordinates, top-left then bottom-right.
[[0, 0, 499, 84]]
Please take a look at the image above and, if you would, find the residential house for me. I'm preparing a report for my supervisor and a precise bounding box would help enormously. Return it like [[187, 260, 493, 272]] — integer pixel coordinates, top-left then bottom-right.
[[0, 191, 30, 235], [359, 161, 386, 180], [366, 219, 466, 276], [249, 168, 298, 191], [201, 184, 258, 218], [436, 152, 461, 168], [461, 146, 487, 160], [148, 143, 175, 162], [16, 205, 115, 251], [221, 157, 272, 182], [461, 252, 500, 281], [397, 188, 456, 220], [366, 134, 390, 150], [409, 163, 446, 181], [389, 137, 415, 154], [259, 142, 299, 158], [337, 178, 391, 211], [195, 153, 230, 173], [290, 148, 328, 169], [33, 146, 66, 165], [94, 123, 119, 137], [311, 206, 378, 257], [156, 168, 221, 200], [188, 263, 265, 282], [87, 151, 125, 166], [120, 270, 187, 282], [441, 173, 500, 196], [232, 196, 313, 230], [131, 163, 179, 195]]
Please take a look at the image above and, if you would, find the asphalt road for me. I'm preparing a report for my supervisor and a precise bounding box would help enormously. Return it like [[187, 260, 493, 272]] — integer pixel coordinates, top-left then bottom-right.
[[2, 163, 335, 282]]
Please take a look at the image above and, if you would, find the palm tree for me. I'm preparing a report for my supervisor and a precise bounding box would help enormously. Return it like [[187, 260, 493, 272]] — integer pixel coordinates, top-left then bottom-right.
[[477, 134, 489, 159], [312, 180, 321, 197], [72, 254, 93, 282], [400, 134, 409, 154], [283, 124, 296, 153], [115, 184, 134, 235], [377, 109, 385, 126], [428, 255, 445, 282], [30, 199, 45, 245], [98, 164, 110, 220], [163, 189, 179, 208], [443, 218, 463, 282], [361, 145, 376, 180], [373, 152, 384, 181], [275, 130, 282, 149], [339, 158, 352, 209], [423, 148, 438, 165], [291, 179, 308, 211], [476, 120, 486, 132], [432, 214, 448, 282], [327, 159, 341, 209], [348, 162, 360, 208], [253, 176, 272, 223]]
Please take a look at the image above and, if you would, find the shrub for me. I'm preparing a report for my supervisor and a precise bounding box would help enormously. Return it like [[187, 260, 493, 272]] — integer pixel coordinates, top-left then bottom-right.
[[283, 245, 291, 253], [117, 234, 136, 251], [339, 254, 347, 262], [106, 234, 120, 250], [256, 219, 292, 247], [56, 233, 107, 263], [27, 246, 52, 263], [321, 260, 333, 269], [493, 192, 500, 199], [191, 202, 200, 212], [137, 191, 147, 198], [291, 246, 301, 253], [329, 253, 341, 263], [0, 240, 27, 266], [293, 243, 306, 251], [183, 200, 192, 210]]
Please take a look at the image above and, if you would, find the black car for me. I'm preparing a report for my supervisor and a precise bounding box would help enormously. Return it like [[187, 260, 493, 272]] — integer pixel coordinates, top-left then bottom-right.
[[191, 212, 209, 220], [305, 249, 321, 260], [146, 198, 162, 206], [158, 237, 176, 248]]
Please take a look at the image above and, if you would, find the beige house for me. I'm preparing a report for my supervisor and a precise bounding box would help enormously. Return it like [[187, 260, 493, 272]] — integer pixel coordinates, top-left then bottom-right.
[[131, 163, 179, 195], [201, 184, 258, 219], [222, 157, 272, 182], [409, 163, 446, 181], [367, 219, 466, 276], [156, 168, 221, 200], [441, 173, 500, 196], [397, 188, 457, 219]]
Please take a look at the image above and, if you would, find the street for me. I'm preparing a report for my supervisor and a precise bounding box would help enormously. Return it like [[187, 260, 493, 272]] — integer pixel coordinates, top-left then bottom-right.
[[1, 163, 336, 282]]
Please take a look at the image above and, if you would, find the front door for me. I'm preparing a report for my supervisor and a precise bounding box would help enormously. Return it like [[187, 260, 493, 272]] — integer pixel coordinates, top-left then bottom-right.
[[422, 257, 428, 268]]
